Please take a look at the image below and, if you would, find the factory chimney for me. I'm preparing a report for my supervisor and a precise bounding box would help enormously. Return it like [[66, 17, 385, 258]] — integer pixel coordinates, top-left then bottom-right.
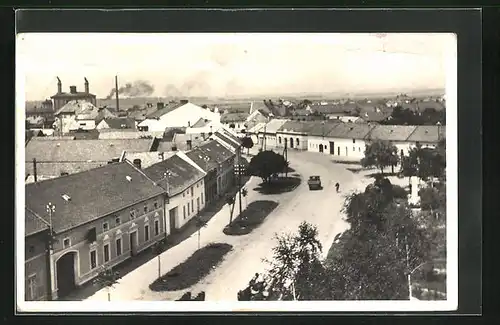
[[115, 75, 120, 112], [56, 77, 62, 94], [84, 77, 89, 93]]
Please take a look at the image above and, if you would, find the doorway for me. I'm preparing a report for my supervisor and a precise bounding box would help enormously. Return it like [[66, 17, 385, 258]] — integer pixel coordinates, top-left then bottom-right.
[[319, 144, 324, 153], [289, 137, 294, 148], [337, 147, 340, 155], [129, 231, 138, 256], [329, 142, 335, 154], [169, 208, 176, 234], [56, 252, 76, 298]]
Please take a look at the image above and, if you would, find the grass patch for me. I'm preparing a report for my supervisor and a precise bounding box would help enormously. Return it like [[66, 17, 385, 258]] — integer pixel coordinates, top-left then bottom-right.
[[364, 171, 400, 178], [253, 176, 302, 194], [223, 200, 279, 236], [331, 159, 363, 165], [149, 243, 233, 292]]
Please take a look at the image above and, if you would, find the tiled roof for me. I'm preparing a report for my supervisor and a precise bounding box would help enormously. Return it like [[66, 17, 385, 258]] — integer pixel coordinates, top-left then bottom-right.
[[186, 148, 219, 172], [220, 112, 249, 123], [144, 154, 205, 196], [326, 123, 375, 139], [25, 162, 164, 234], [219, 128, 241, 144], [71, 129, 100, 140], [128, 106, 158, 121], [359, 107, 393, 122], [367, 125, 418, 142], [95, 108, 118, 124], [98, 130, 161, 139], [157, 134, 205, 152], [406, 125, 444, 143], [212, 131, 240, 151], [26, 139, 155, 163], [196, 139, 234, 164], [307, 121, 342, 137], [218, 102, 252, 114], [262, 119, 289, 134], [417, 100, 445, 112], [163, 127, 186, 141], [26, 102, 54, 114], [51, 92, 96, 99], [25, 208, 49, 237], [191, 118, 211, 128], [278, 120, 318, 134], [247, 122, 266, 133], [311, 104, 354, 115], [122, 151, 176, 169], [292, 109, 310, 116], [55, 100, 99, 120], [145, 102, 185, 119], [100, 117, 135, 130]]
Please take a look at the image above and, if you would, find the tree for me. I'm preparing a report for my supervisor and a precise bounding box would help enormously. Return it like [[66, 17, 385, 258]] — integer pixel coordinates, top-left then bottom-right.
[[151, 239, 168, 279], [247, 150, 286, 184], [241, 187, 248, 208], [241, 136, 254, 154], [195, 215, 208, 249], [93, 266, 120, 301], [264, 221, 325, 300], [361, 140, 399, 175], [225, 194, 236, 225]]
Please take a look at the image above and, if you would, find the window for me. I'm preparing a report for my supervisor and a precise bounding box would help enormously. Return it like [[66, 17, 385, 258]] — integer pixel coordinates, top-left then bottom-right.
[[27, 274, 37, 300], [103, 222, 109, 232], [191, 187, 194, 197], [401, 149, 404, 156], [90, 250, 97, 270], [154, 220, 160, 236], [353, 146, 355, 152], [187, 203, 190, 215], [192, 200, 194, 212], [115, 217, 121, 225], [130, 209, 136, 219], [197, 183, 199, 188], [353, 139, 356, 144], [183, 206, 186, 219], [103, 244, 110, 263], [359, 147, 361, 152], [144, 205, 148, 213], [145, 225, 150, 242], [28, 245, 35, 254], [116, 238, 122, 256], [183, 192, 185, 197], [63, 238, 71, 249], [201, 193, 204, 204], [153, 201, 158, 210]]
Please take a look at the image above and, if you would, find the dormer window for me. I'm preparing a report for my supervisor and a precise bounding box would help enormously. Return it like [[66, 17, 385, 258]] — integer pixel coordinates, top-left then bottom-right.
[[103, 222, 109, 232], [130, 209, 136, 219], [144, 205, 148, 213]]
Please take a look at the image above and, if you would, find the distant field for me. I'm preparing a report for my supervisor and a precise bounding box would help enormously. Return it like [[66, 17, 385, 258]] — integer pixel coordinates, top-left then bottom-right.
[[25, 88, 445, 108]]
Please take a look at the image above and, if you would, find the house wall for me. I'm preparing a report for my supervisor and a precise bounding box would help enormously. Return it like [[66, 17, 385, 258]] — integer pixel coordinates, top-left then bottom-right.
[[222, 121, 246, 133], [139, 103, 221, 132], [49, 194, 165, 299], [53, 96, 97, 112], [165, 178, 205, 231], [54, 113, 76, 135], [307, 136, 335, 155], [95, 120, 110, 130], [72, 119, 96, 131], [324, 137, 368, 161], [276, 132, 308, 151], [25, 232, 50, 301]]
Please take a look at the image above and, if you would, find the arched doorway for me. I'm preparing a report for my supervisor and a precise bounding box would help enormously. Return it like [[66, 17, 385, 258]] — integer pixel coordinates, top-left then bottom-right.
[[56, 251, 77, 298], [319, 144, 324, 153], [289, 137, 294, 148]]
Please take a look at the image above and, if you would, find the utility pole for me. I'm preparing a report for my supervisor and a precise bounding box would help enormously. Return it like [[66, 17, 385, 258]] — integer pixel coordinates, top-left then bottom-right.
[[115, 75, 120, 112], [235, 148, 243, 216], [45, 202, 56, 301], [33, 158, 38, 183]]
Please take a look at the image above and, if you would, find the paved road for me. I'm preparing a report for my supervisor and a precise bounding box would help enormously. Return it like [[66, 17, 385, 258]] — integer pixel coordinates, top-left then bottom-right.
[[85, 148, 372, 301]]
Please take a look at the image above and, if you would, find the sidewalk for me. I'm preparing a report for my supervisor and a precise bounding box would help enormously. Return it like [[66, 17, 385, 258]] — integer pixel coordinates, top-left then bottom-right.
[[84, 176, 261, 301], [63, 179, 253, 301]]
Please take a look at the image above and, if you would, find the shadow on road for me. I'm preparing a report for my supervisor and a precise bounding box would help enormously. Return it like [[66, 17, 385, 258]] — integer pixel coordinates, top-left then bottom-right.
[[252, 177, 302, 195]]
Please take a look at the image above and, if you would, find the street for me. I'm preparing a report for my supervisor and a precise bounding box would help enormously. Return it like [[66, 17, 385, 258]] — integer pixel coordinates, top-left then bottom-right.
[[85, 148, 373, 301]]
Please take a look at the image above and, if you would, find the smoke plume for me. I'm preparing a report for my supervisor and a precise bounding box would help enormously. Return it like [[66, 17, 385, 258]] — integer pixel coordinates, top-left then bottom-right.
[[106, 80, 155, 99]]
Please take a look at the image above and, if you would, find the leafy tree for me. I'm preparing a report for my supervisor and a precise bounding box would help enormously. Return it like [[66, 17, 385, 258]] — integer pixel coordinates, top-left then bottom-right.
[[151, 239, 168, 278], [241, 187, 248, 208], [225, 194, 236, 225], [247, 150, 286, 184], [361, 140, 399, 175], [241, 136, 254, 154], [93, 266, 120, 301]]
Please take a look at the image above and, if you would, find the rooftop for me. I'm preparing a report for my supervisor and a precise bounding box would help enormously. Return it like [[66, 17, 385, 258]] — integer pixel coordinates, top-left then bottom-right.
[[145, 102, 185, 119], [262, 119, 289, 134], [99, 117, 135, 130], [406, 125, 445, 143], [326, 123, 375, 139], [367, 125, 418, 142], [220, 112, 249, 123], [25, 162, 164, 234], [55, 100, 99, 119]]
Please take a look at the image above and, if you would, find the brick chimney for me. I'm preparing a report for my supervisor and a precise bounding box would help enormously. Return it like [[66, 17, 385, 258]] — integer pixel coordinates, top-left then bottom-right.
[[57, 77, 62, 94], [133, 158, 142, 169], [84, 78, 89, 93], [70, 86, 77, 94]]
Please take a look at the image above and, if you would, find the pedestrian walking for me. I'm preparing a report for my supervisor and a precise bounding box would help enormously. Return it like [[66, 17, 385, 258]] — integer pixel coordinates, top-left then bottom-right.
[[335, 182, 340, 193]]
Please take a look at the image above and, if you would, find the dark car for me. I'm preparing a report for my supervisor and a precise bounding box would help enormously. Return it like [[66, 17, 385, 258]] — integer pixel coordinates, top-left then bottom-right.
[[307, 175, 322, 190]]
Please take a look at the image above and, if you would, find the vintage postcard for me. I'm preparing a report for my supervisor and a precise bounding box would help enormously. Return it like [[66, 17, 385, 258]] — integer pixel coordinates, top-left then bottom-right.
[[16, 32, 457, 312]]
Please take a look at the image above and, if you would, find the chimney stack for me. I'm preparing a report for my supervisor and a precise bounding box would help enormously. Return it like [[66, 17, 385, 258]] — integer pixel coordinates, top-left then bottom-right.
[[133, 159, 142, 169], [115, 75, 120, 112], [157, 102, 164, 110], [84, 78, 89, 93], [57, 77, 62, 94], [69, 86, 77, 94]]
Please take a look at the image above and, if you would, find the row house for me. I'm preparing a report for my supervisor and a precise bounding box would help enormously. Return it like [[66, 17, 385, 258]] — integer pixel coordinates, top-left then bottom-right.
[[318, 123, 376, 161], [220, 112, 249, 133], [256, 119, 289, 150], [276, 120, 323, 151], [143, 153, 206, 232], [24, 161, 166, 300]]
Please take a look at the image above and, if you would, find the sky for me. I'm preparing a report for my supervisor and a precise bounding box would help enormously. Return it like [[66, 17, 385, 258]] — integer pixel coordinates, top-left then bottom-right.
[[16, 33, 455, 101]]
